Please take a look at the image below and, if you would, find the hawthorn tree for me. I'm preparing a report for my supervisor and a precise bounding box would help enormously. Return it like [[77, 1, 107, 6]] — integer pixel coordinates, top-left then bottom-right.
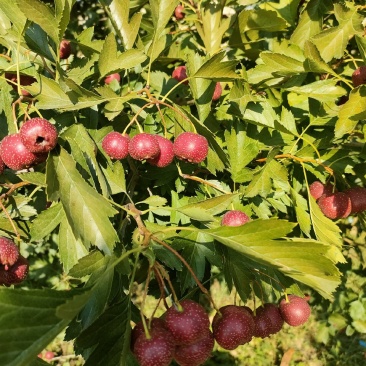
[[0, 0, 365, 365]]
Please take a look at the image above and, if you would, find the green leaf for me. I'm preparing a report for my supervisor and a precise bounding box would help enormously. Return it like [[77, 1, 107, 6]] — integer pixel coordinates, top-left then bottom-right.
[[356, 34, 366, 64], [275, 107, 298, 136], [59, 216, 89, 273], [0, 288, 87, 366], [75, 296, 132, 366], [98, 33, 147, 78], [138, 195, 167, 207], [290, 188, 311, 237], [18, 172, 46, 186], [243, 100, 278, 129], [0, 0, 27, 34], [68, 250, 107, 278], [335, 86, 366, 138], [150, 0, 179, 36], [204, 222, 341, 298], [99, 0, 142, 49], [225, 125, 259, 183], [16, 0, 59, 43], [193, 52, 241, 81], [55, 0, 72, 41], [47, 147, 118, 255], [30, 202, 65, 241]]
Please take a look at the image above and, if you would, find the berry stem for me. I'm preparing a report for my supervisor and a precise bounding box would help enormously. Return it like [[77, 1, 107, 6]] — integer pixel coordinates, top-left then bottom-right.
[[122, 102, 152, 135]]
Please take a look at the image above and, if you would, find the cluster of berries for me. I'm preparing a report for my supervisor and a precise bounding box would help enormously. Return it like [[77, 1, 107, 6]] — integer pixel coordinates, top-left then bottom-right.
[[102, 131, 209, 168], [172, 65, 222, 102], [131, 296, 311, 366], [0, 237, 29, 286], [310, 181, 366, 220], [0, 118, 58, 174]]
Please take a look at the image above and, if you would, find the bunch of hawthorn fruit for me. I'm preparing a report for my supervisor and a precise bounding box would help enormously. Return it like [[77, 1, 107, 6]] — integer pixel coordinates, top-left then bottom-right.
[[130, 209, 312, 366], [309, 180, 366, 220], [0, 236, 29, 286]]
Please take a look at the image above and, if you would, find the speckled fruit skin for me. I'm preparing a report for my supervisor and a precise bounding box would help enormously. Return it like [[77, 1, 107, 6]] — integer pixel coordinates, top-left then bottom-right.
[[174, 330, 215, 366], [318, 192, 352, 219], [174, 4, 185, 20], [212, 83, 222, 101], [20, 118, 58, 153], [279, 295, 311, 327], [172, 66, 188, 84], [212, 305, 255, 350], [59, 39, 72, 59], [344, 187, 366, 214], [104, 73, 121, 85], [164, 299, 210, 345], [352, 66, 366, 87], [221, 210, 250, 226], [7, 255, 29, 284], [0, 237, 19, 268], [309, 181, 334, 201], [131, 318, 167, 351], [0, 134, 41, 170], [147, 135, 174, 168], [102, 132, 130, 160], [253, 309, 272, 339], [5, 73, 36, 97], [173, 132, 209, 164], [128, 133, 160, 161], [0, 155, 5, 174], [133, 328, 175, 366], [257, 303, 284, 335]]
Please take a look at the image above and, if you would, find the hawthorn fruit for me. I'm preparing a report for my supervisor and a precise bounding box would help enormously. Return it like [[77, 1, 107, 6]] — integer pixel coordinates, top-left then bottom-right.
[[254, 303, 284, 337], [318, 192, 352, 219], [19, 118, 58, 153], [164, 299, 210, 345], [212, 82, 222, 101], [147, 135, 175, 168], [352, 66, 366, 87], [102, 132, 130, 160], [172, 65, 188, 84], [174, 330, 215, 366], [212, 305, 255, 350], [6, 255, 29, 284], [128, 133, 160, 161], [279, 295, 311, 327], [104, 73, 121, 85], [59, 39, 72, 59], [174, 4, 185, 20], [344, 187, 366, 214], [0, 237, 19, 268], [5, 73, 36, 97], [0, 155, 5, 174], [309, 181, 334, 201], [173, 132, 209, 164], [221, 210, 250, 226]]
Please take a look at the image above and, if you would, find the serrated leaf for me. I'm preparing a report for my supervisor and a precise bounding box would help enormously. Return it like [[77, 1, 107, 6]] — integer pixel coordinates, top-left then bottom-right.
[[356, 34, 366, 64], [138, 195, 167, 207], [290, 188, 311, 236], [47, 147, 118, 255], [0, 288, 87, 366], [243, 100, 278, 129], [0, 0, 27, 34], [225, 126, 259, 183], [274, 107, 298, 136], [193, 52, 240, 81], [335, 86, 366, 138], [16, 0, 59, 43], [98, 33, 147, 77], [150, 0, 179, 36], [59, 216, 89, 273], [204, 222, 341, 298], [68, 251, 106, 278], [30, 202, 65, 241]]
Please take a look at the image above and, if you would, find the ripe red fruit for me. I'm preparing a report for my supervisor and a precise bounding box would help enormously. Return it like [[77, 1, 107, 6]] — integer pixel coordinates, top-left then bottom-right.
[[131, 318, 167, 351], [133, 328, 175, 366], [6, 255, 29, 284], [174, 4, 185, 20], [19, 118, 58, 153], [174, 330, 215, 366], [44, 351, 55, 360], [352, 66, 366, 87], [221, 210, 250, 226], [318, 192, 352, 219], [59, 39, 72, 59], [212, 305, 255, 350], [344, 187, 366, 214], [254, 303, 284, 337], [212, 82, 222, 101], [102, 132, 130, 160], [0, 134, 42, 170], [104, 73, 121, 85], [309, 181, 334, 201], [279, 295, 311, 327], [164, 299, 210, 345], [5, 73, 36, 97], [253, 310, 272, 339], [0, 237, 19, 268], [128, 133, 160, 161], [173, 132, 209, 164], [172, 65, 188, 84], [147, 135, 174, 168]]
